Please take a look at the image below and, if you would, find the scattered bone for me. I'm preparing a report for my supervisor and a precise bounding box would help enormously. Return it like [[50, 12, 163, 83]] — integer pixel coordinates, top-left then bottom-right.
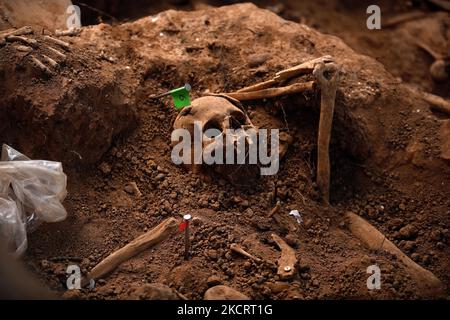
[[421, 92, 450, 115], [230, 243, 262, 262], [274, 55, 334, 82], [1, 26, 33, 38], [268, 201, 281, 218], [345, 212, 445, 297], [14, 45, 33, 53], [272, 234, 297, 280], [30, 56, 53, 76], [6, 35, 38, 47], [383, 11, 427, 28], [41, 55, 58, 68], [43, 35, 70, 51], [237, 79, 278, 93], [82, 217, 178, 286], [234, 55, 333, 95], [313, 61, 340, 204], [224, 81, 315, 101], [46, 46, 67, 60], [55, 28, 81, 37]]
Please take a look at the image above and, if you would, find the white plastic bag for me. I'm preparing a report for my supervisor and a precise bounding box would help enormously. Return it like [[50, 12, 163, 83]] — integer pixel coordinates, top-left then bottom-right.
[[0, 144, 67, 256]]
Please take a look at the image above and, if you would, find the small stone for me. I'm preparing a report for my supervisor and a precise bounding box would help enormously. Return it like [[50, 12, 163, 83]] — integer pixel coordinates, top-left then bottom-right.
[[207, 275, 223, 287], [267, 281, 289, 294], [398, 224, 418, 239], [204, 285, 250, 300], [99, 162, 111, 174], [430, 229, 442, 241], [155, 173, 165, 181], [403, 240, 416, 252], [124, 182, 142, 197], [207, 249, 218, 260], [411, 253, 421, 262], [247, 53, 270, 68]]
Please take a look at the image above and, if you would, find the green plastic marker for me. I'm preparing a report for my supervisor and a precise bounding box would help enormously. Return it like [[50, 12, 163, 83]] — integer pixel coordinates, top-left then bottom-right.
[[151, 84, 191, 110]]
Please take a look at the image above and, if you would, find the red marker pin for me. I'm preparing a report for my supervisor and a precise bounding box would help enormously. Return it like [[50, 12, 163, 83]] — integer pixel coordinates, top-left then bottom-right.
[[179, 214, 192, 259]]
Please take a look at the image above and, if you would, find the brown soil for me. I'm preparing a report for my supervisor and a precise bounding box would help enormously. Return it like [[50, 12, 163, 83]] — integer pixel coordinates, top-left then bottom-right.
[[0, 1, 449, 300]]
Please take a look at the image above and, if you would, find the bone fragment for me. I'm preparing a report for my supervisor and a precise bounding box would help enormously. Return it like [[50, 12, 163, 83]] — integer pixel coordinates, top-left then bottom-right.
[[274, 55, 334, 82], [268, 201, 281, 218], [31, 56, 53, 76], [345, 212, 445, 296], [43, 35, 70, 50], [230, 243, 262, 262], [272, 234, 297, 280], [41, 55, 58, 68], [6, 35, 37, 47], [82, 218, 178, 286], [46, 46, 67, 60], [55, 28, 81, 37], [1, 26, 33, 38], [224, 81, 315, 101]]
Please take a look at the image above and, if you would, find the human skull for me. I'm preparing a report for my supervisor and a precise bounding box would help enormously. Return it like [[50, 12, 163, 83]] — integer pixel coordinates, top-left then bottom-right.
[[173, 95, 260, 186]]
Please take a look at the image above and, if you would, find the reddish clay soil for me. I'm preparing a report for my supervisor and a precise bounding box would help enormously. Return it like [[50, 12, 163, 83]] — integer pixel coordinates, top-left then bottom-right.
[[0, 1, 449, 300]]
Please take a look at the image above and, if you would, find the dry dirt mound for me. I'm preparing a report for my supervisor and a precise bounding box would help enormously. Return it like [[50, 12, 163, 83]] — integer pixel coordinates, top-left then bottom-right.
[[0, 3, 448, 299]]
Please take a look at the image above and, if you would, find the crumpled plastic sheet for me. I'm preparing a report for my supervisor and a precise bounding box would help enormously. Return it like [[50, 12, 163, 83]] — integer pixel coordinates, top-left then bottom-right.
[[0, 144, 67, 256]]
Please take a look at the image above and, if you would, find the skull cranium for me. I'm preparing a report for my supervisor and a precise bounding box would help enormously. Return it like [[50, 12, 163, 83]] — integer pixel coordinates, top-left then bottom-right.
[[173, 95, 260, 186]]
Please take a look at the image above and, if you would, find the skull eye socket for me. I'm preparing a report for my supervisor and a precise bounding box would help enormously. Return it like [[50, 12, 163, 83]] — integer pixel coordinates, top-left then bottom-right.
[[203, 119, 222, 138], [229, 111, 246, 130]]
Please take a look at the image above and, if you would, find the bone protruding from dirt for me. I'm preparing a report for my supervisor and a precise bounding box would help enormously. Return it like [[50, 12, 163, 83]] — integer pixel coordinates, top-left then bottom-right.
[[422, 92, 450, 115], [272, 234, 297, 280], [268, 201, 281, 218], [46, 46, 67, 60], [313, 61, 340, 204], [55, 28, 81, 37], [230, 243, 262, 262], [14, 45, 33, 53], [345, 212, 446, 297], [82, 217, 179, 286], [224, 81, 315, 101], [30, 56, 53, 76], [6, 35, 38, 47], [41, 54, 58, 68], [0, 26, 34, 38], [234, 55, 332, 96], [43, 35, 70, 51], [274, 55, 334, 82], [237, 79, 278, 93]]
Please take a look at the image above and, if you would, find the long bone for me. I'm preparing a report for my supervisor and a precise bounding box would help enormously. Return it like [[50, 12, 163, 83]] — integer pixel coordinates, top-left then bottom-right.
[[313, 62, 340, 204]]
